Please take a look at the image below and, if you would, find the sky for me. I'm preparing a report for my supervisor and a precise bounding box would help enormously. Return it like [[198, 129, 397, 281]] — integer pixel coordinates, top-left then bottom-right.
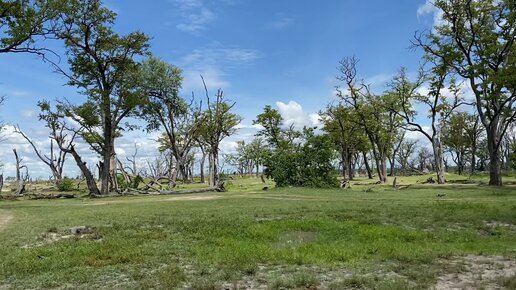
[[0, 0, 442, 179]]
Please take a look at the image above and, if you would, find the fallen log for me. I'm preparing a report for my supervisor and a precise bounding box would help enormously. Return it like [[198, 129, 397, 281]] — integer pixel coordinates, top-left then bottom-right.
[[27, 193, 77, 200], [91, 182, 226, 198]]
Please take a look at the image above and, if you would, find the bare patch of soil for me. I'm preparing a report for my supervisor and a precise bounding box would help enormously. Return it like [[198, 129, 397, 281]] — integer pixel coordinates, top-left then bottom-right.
[[436, 255, 516, 290], [22, 226, 101, 248], [0, 211, 13, 232]]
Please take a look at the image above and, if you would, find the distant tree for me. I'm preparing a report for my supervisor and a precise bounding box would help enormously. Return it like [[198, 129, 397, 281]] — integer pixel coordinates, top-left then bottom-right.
[[54, 0, 149, 195], [267, 128, 338, 188], [13, 102, 77, 186], [385, 67, 466, 183], [336, 57, 401, 183], [197, 80, 241, 186], [253, 105, 300, 150], [415, 0, 516, 185], [38, 102, 100, 195], [396, 139, 419, 175], [320, 104, 365, 180], [139, 57, 201, 185]]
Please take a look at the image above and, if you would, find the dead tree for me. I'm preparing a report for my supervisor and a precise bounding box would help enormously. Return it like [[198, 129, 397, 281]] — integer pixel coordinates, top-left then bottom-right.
[[13, 149, 29, 195], [14, 125, 75, 185]]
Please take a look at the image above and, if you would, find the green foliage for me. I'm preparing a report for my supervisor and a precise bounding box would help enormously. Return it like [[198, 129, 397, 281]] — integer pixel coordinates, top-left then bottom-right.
[[57, 177, 74, 192], [267, 130, 338, 188], [0, 0, 61, 53], [117, 175, 143, 190]]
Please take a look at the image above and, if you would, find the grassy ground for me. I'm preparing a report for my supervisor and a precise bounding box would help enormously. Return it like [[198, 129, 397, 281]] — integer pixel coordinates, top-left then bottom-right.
[[1, 174, 516, 289]]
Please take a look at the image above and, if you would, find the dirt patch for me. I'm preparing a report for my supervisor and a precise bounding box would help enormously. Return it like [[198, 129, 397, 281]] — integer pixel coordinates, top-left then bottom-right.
[[165, 195, 222, 201], [436, 255, 516, 290], [274, 231, 318, 248], [0, 212, 13, 232], [22, 226, 101, 248]]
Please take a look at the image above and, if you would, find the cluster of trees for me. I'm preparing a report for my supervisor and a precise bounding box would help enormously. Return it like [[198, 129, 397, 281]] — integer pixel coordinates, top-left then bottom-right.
[[232, 0, 516, 187], [1, 0, 240, 196], [1, 0, 515, 192]]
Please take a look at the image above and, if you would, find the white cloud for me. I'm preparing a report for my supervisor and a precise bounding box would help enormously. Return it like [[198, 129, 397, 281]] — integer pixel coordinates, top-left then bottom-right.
[[275, 100, 320, 130], [179, 45, 261, 92], [417, 0, 444, 29], [172, 0, 216, 34]]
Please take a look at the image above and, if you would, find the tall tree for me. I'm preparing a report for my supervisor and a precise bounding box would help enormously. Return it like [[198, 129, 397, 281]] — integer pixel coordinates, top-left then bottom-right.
[[54, 0, 149, 195], [415, 0, 516, 185], [336, 57, 400, 183], [139, 57, 200, 185], [320, 104, 364, 180], [198, 80, 241, 186], [385, 67, 466, 183]]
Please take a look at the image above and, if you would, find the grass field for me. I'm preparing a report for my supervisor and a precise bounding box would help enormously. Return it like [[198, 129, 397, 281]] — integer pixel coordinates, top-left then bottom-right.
[[1, 174, 516, 289]]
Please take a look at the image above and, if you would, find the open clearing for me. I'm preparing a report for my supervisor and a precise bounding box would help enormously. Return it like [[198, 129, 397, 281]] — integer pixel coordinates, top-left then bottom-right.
[[1, 177, 516, 289]]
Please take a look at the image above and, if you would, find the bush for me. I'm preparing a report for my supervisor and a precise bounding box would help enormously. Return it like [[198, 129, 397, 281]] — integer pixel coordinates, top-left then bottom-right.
[[266, 132, 338, 188], [58, 177, 75, 192]]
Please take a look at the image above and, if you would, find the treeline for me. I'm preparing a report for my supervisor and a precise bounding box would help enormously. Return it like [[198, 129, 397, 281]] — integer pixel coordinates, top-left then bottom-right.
[[1, 0, 515, 193]]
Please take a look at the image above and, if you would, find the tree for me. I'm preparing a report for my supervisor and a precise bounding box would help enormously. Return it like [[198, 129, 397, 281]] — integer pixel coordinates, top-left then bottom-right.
[[198, 79, 241, 186], [0, 0, 61, 54], [38, 101, 100, 196], [320, 103, 365, 180], [336, 57, 400, 183], [386, 67, 466, 183], [396, 139, 419, 175], [139, 57, 201, 185], [267, 128, 338, 188], [54, 0, 149, 195], [415, 0, 516, 185]]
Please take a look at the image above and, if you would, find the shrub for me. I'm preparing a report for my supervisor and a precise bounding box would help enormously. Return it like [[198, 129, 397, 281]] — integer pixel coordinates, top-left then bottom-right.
[[266, 132, 338, 188], [58, 177, 75, 192]]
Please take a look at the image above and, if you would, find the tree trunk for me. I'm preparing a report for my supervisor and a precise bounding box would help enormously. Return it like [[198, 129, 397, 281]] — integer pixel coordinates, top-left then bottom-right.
[[211, 149, 219, 187], [67, 145, 100, 196], [487, 128, 502, 186], [432, 137, 446, 184], [200, 152, 206, 183], [362, 151, 373, 179]]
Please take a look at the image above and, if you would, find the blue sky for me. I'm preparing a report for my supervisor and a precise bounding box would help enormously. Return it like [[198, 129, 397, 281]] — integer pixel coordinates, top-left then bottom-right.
[[0, 0, 439, 178]]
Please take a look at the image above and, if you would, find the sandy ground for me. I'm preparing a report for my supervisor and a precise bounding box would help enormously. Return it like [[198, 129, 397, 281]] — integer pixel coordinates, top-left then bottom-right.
[[436, 255, 516, 290]]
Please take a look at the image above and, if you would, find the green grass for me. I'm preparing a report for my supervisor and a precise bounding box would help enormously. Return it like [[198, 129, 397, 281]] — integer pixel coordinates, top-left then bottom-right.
[[1, 175, 515, 289]]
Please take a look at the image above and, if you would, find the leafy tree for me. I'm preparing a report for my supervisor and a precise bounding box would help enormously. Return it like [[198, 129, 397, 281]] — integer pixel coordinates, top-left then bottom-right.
[[385, 67, 466, 183], [54, 0, 149, 194], [267, 129, 338, 188], [336, 57, 401, 183], [139, 56, 200, 185], [415, 0, 516, 185], [320, 103, 366, 180]]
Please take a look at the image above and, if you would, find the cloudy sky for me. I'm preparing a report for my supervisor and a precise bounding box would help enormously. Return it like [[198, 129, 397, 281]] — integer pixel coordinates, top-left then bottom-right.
[[0, 0, 443, 178]]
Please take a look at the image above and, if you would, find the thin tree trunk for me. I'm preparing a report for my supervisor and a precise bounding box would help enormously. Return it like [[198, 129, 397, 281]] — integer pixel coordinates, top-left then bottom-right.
[[362, 151, 373, 179], [200, 152, 206, 183], [66, 145, 100, 196], [487, 128, 502, 186], [432, 135, 446, 184]]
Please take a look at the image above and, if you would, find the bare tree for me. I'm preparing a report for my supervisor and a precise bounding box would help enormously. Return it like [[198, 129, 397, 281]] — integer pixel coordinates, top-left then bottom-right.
[[14, 121, 75, 185], [12, 149, 28, 195]]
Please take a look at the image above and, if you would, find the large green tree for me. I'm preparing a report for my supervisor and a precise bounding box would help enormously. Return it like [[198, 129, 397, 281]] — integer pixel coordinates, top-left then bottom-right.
[[416, 0, 516, 185], [55, 0, 149, 195]]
